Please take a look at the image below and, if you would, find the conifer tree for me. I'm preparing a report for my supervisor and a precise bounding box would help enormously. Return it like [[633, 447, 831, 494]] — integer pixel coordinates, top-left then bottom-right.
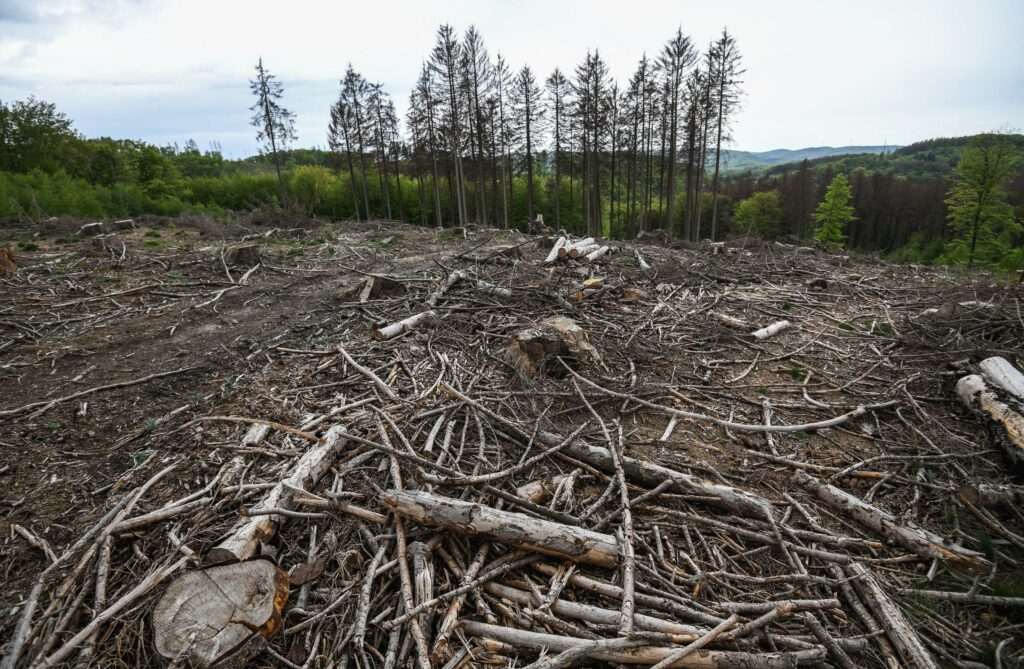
[[813, 174, 855, 248], [943, 133, 1020, 268], [249, 58, 296, 201]]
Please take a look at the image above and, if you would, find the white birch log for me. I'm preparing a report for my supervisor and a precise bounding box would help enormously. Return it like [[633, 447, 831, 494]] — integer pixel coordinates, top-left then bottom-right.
[[207, 425, 347, 564], [374, 310, 438, 341], [714, 313, 748, 329], [957, 373, 1024, 465], [792, 470, 988, 569], [545, 236, 569, 263], [978, 356, 1024, 405], [584, 245, 611, 262], [846, 563, 939, 669], [751, 320, 790, 340], [381, 489, 619, 567], [425, 270, 464, 307], [635, 249, 651, 270]]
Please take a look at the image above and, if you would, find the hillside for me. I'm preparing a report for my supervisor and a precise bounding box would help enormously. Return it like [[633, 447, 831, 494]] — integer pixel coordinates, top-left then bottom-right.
[[721, 145, 897, 174], [762, 133, 1024, 179]]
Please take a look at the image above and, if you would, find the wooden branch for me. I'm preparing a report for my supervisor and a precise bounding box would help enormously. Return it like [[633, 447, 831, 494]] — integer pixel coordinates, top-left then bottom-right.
[[381, 489, 619, 567], [846, 563, 939, 669], [374, 310, 438, 341], [792, 470, 988, 569], [462, 620, 825, 668], [978, 356, 1024, 404], [206, 425, 347, 564]]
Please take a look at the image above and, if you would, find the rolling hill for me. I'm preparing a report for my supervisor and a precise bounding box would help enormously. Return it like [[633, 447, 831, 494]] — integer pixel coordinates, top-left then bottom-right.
[[721, 145, 898, 174]]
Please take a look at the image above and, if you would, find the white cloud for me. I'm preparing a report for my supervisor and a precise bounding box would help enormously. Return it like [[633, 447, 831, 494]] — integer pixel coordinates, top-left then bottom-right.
[[1, 0, 1021, 156]]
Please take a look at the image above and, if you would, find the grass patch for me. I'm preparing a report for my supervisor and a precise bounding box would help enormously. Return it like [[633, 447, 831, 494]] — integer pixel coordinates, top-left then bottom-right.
[[144, 230, 161, 238], [17, 240, 39, 252]]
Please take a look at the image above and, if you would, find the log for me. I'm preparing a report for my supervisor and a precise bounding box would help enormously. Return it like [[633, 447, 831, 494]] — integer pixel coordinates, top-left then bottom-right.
[[584, 245, 611, 263], [206, 425, 347, 564], [516, 474, 571, 504], [957, 483, 1024, 507], [425, 270, 464, 307], [846, 563, 939, 669], [545, 236, 569, 263], [374, 310, 438, 341], [792, 470, 987, 569], [957, 374, 1024, 465], [475, 279, 513, 298], [152, 559, 289, 668], [483, 581, 705, 638], [751, 320, 790, 341], [978, 356, 1024, 405], [462, 621, 824, 668], [380, 489, 619, 567]]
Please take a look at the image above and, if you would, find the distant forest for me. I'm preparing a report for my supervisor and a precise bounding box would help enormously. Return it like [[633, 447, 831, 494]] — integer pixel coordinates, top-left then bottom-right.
[[1, 24, 1021, 269]]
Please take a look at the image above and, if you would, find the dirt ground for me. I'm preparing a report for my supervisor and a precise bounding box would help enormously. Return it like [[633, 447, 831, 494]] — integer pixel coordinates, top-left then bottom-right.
[[1, 215, 1022, 667]]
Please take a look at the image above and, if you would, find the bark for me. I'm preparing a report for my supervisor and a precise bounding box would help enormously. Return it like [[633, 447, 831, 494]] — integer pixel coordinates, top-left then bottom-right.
[[792, 470, 988, 569], [957, 373, 1024, 465], [380, 489, 620, 567], [206, 425, 347, 564], [845, 562, 939, 669]]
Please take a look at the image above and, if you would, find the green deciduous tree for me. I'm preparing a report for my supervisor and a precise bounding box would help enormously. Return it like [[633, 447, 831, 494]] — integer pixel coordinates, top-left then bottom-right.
[[813, 174, 854, 248], [941, 133, 1021, 268], [734, 189, 782, 239]]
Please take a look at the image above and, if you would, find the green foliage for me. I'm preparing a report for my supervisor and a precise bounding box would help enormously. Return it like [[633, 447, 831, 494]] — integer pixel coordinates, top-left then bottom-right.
[[734, 190, 782, 238], [939, 133, 1021, 269], [813, 175, 854, 248]]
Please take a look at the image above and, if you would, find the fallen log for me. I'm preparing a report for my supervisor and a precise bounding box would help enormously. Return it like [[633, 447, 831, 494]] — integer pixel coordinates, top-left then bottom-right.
[[483, 581, 706, 638], [751, 320, 790, 341], [846, 563, 939, 669], [206, 425, 347, 564], [978, 356, 1024, 405], [792, 470, 987, 569], [545, 236, 569, 263], [380, 489, 619, 567], [463, 620, 825, 668], [957, 374, 1024, 465], [957, 483, 1024, 507], [374, 310, 438, 341]]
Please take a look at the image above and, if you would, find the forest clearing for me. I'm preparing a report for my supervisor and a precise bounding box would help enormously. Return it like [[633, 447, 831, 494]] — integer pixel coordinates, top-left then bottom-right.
[[1, 215, 1022, 668]]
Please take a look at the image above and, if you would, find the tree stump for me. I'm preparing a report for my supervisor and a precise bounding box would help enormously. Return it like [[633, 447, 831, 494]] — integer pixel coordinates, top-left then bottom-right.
[[152, 559, 289, 668], [225, 245, 262, 267], [0, 246, 15, 277], [502, 316, 601, 378]]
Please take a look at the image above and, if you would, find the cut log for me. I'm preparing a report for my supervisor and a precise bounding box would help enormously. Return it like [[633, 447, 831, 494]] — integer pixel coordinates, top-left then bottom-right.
[[463, 621, 824, 668], [502, 316, 601, 378], [584, 245, 611, 263], [846, 563, 939, 669], [751, 320, 790, 341], [374, 310, 438, 341], [714, 313, 748, 329], [152, 559, 289, 668], [957, 374, 1024, 465], [792, 470, 988, 569], [206, 425, 347, 564], [957, 483, 1024, 507], [380, 489, 619, 567], [559, 237, 596, 258], [545, 236, 569, 263], [978, 356, 1024, 405]]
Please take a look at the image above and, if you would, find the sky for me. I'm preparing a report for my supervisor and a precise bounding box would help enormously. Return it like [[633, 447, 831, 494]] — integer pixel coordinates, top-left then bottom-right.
[[1, 0, 1022, 158]]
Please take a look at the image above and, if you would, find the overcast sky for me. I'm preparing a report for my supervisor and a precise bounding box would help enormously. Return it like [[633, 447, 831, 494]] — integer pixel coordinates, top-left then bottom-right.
[[2, 0, 1021, 158]]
